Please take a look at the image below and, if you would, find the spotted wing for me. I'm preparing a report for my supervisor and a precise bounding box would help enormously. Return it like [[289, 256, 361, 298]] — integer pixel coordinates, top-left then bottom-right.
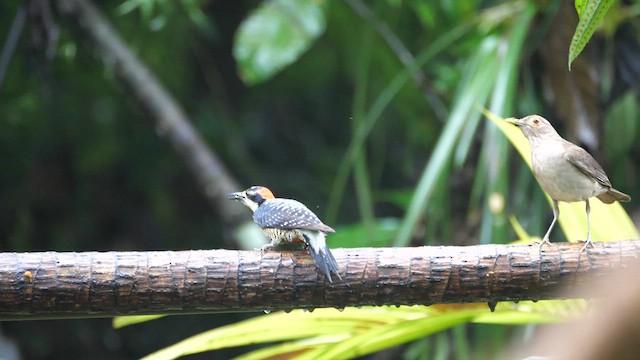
[[563, 142, 612, 188], [253, 199, 335, 233]]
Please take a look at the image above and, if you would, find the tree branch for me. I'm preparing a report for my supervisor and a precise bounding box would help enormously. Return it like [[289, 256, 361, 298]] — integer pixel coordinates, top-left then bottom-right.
[[2, 241, 639, 320], [0, 1, 27, 90], [55, 0, 246, 226]]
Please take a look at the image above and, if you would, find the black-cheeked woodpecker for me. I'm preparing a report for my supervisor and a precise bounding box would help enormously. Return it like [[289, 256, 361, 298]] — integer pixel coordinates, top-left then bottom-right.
[[229, 186, 342, 283]]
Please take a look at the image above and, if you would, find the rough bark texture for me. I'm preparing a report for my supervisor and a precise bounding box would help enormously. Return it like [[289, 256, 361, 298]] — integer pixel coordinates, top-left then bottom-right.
[[2, 241, 639, 320]]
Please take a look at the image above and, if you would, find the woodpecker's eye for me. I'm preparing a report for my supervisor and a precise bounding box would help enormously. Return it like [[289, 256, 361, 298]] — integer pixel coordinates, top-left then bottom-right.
[[245, 188, 263, 203], [244, 186, 274, 204]]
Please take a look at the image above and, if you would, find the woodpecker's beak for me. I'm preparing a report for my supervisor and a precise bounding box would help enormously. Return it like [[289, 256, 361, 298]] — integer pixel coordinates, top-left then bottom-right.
[[228, 191, 246, 200], [505, 117, 522, 127]]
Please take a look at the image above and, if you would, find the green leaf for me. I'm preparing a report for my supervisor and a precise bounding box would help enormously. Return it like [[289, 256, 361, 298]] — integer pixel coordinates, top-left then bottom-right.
[[568, 0, 614, 70], [233, 0, 327, 85], [332, 311, 481, 359], [575, 0, 587, 17], [234, 335, 349, 360], [112, 315, 165, 329], [142, 308, 404, 359], [473, 299, 586, 324], [117, 0, 164, 24], [141, 304, 575, 359], [486, 110, 639, 242], [305, 310, 480, 360]]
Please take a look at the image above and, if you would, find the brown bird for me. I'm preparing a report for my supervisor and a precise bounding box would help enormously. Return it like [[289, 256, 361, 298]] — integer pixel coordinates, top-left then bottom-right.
[[507, 115, 631, 249]]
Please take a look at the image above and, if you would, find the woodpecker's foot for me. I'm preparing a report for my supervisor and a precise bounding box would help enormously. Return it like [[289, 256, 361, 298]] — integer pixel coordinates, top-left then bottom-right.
[[261, 243, 306, 251], [261, 243, 275, 251]]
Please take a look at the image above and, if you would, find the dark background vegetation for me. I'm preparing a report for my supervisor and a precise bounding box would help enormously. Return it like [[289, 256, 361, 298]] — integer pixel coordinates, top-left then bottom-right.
[[1, 0, 639, 358]]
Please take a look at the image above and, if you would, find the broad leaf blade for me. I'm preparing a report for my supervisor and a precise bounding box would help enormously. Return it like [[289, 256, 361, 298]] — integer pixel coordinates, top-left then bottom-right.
[[568, 0, 613, 70], [142, 308, 404, 360], [233, 0, 326, 85], [141, 305, 573, 359]]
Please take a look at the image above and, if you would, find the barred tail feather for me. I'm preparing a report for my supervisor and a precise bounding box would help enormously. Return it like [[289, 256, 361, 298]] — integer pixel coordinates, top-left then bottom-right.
[[303, 231, 342, 283]]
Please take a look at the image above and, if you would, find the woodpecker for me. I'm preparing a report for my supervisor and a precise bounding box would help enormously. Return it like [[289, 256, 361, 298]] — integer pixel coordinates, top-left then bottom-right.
[[228, 186, 342, 283]]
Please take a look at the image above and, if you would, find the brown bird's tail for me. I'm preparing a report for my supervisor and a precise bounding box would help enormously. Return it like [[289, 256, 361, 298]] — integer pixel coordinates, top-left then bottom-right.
[[597, 188, 631, 204]]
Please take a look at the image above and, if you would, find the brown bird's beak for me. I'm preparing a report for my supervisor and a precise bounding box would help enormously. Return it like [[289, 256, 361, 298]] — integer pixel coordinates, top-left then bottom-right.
[[505, 117, 522, 126], [228, 191, 246, 200]]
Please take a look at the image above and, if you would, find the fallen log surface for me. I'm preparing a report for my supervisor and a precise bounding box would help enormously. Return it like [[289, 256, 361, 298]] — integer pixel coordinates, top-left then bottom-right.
[[1, 241, 639, 320]]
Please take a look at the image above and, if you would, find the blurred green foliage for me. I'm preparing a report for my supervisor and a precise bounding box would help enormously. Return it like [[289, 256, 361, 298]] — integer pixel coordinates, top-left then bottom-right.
[[233, 0, 327, 84], [1, 0, 639, 359]]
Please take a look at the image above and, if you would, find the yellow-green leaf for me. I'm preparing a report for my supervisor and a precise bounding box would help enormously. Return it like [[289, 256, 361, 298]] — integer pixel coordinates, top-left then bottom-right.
[[141, 308, 407, 360], [304, 310, 481, 360], [141, 305, 573, 359], [575, 0, 587, 17], [508, 216, 533, 245], [112, 315, 165, 329]]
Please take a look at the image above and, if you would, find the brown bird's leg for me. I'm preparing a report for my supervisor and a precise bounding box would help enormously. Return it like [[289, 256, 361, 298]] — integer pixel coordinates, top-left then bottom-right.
[[540, 199, 559, 249], [580, 199, 593, 252]]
